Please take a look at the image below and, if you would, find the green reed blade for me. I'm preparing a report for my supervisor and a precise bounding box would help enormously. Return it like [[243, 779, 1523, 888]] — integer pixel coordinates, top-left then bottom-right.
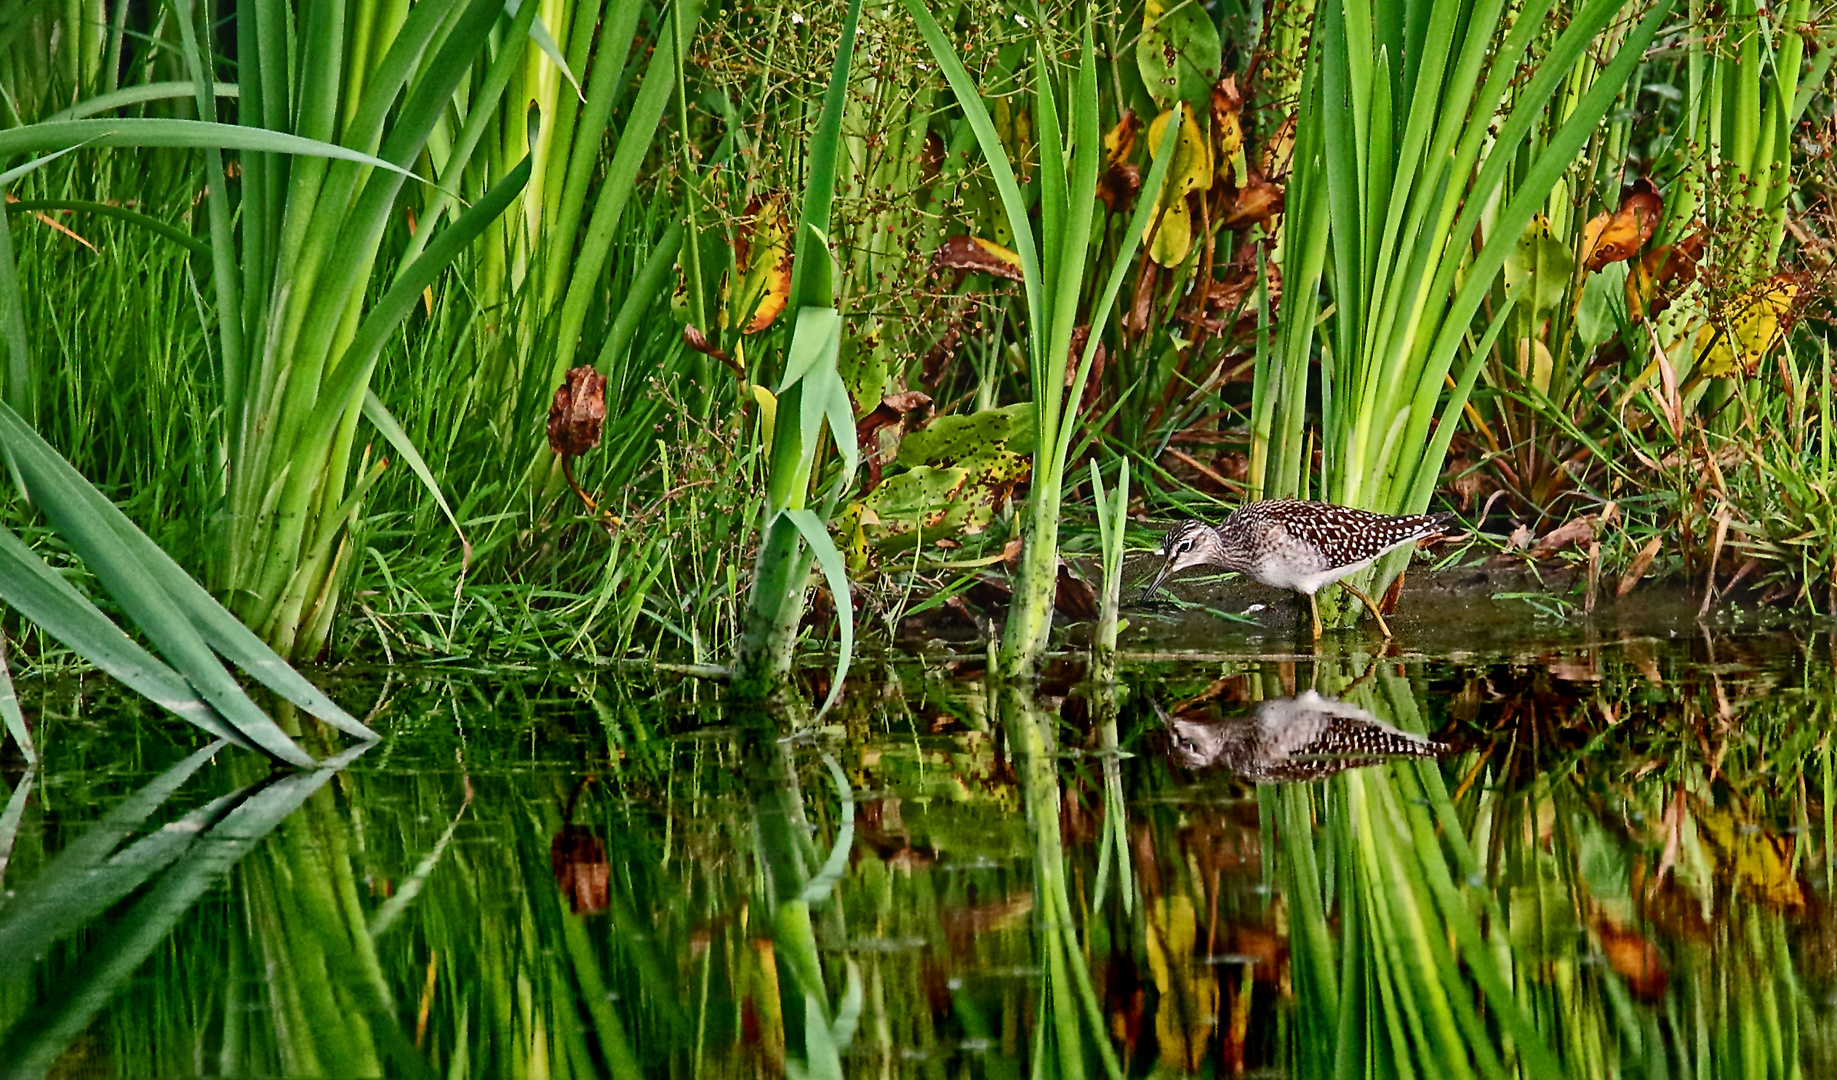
[[292, 138, 535, 501], [1396, 0, 1677, 507], [901, 0, 1042, 359], [784, 512, 854, 720], [5, 199, 208, 256], [0, 527, 256, 750], [549, 0, 700, 388], [0, 408, 327, 762], [38, 79, 237, 120], [787, 0, 862, 312], [0, 118, 433, 180], [538, 0, 640, 307], [362, 391, 470, 565]]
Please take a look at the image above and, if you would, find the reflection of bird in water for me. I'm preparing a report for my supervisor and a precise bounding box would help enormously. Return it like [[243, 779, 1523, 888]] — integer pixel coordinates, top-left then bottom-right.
[[1160, 690, 1448, 783]]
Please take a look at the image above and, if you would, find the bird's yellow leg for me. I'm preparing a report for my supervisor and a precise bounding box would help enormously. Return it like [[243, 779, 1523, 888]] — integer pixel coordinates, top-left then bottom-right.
[[1308, 592, 1323, 641], [1339, 580, 1394, 638]]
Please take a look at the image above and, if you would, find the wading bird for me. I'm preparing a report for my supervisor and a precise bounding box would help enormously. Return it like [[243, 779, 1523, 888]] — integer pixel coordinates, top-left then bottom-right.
[[1144, 500, 1452, 640]]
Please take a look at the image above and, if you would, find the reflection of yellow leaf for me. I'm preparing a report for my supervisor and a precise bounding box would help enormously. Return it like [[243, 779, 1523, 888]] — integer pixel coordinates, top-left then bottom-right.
[[1144, 108, 1212, 267], [1145, 896, 1217, 1071], [1694, 277, 1798, 378], [1697, 806, 1803, 909]]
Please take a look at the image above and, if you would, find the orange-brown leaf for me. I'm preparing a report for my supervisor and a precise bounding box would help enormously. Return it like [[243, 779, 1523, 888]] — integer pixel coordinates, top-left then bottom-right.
[[1581, 177, 1663, 271]]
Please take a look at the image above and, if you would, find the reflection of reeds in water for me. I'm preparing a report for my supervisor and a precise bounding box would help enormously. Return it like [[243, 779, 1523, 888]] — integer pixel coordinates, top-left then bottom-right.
[[2, 642, 1835, 1076]]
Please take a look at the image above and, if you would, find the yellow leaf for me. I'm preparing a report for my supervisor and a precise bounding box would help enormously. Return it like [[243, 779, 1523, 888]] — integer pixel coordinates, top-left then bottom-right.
[[752, 384, 777, 447], [1517, 338, 1555, 397], [1143, 108, 1212, 267], [723, 196, 792, 335], [1694, 276, 1798, 378], [1145, 896, 1217, 1071], [1103, 109, 1140, 168]]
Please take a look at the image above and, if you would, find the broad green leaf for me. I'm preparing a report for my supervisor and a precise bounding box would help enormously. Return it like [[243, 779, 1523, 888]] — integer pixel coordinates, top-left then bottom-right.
[[783, 510, 853, 720], [897, 403, 1035, 466], [1502, 216, 1575, 318], [1137, 0, 1222, 108]]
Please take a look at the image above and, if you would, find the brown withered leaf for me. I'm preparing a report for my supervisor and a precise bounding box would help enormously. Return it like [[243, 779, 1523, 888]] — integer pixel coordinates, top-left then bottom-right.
[[1259, 113, 1295, 179], [857, 391, 934, 493], [919, 324, 962, 388], [933, 235, 1024, 281], [921, 130, 945, 185], [1080, 338, 1109, 412], [1099, 162, 1142, 213], [551, 826, 610, 915], [682, 325, 741, 377], [1055, 562, 1100, 620], [547, 366, 606, 457], [1217, 170, 1284, 231], [730, 196, 793, 334], [1616, 535, 1663, 597], [1126, 260, 1161, 334], [1529, 514, 1597, 558], [1211, 75, 1245, 177], [1581, 177, 1663, 272], [1066, 326, 1092, 387]]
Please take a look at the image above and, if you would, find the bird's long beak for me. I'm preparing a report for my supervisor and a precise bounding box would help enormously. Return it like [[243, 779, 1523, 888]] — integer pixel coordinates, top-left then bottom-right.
[[1142, 554, 1178, 600]]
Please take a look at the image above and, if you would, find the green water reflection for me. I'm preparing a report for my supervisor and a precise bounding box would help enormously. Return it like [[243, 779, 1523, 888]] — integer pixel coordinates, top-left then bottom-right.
[[1, 630, 1834, 1077]]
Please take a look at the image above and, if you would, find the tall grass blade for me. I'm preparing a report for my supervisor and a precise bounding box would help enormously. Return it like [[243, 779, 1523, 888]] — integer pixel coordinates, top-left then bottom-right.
[[362, 391, 471, 565]]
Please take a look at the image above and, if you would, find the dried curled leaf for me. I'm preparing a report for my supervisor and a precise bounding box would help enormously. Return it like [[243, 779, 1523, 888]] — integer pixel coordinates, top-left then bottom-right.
[[1099, 162, 1143, 214], [547, 365, 606, 457], [551, 826, 610, 915], [1580, 178, 1663, 272], [932, 235, 1024, 281], [1211, 75, 1246, 188], [1216, 170, 1283, 231]]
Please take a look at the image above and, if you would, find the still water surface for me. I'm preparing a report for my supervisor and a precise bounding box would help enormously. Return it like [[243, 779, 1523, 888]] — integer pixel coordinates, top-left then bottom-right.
[[1, 620, 1833, 1077]]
